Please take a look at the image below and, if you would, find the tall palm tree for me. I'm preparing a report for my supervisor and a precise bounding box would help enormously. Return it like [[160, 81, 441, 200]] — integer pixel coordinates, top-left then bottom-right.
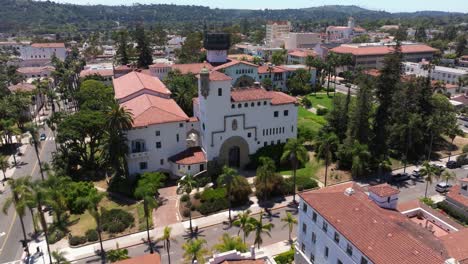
[[177, 174, 198, 234], [43, 175, 70, 231], [106, 101, 134, 131], [217, 166, 238, 222], [51, 250, 70, 264], [25, 124, 45, 180], [256, 157, 276, 201], [316, 133, 339, 187], [441, 171, 456, 185], [233, 210, 255, 243], [252, 212, 274, 249], [182, 238, 209, 264], [350, 141, 371, 178], [281, 139, 308, 204], [213, 233, 247, 253], [281, 212, 297, 242], [2, 177, 32, 255], [446, 123, 464, 162], [0, 155, 9, 182], [420, 161, 440, 198], [85, 192, 105, 255], [157, 226, 175, 264], [135, 172, 166, 254], [106, 248, 129, 262]]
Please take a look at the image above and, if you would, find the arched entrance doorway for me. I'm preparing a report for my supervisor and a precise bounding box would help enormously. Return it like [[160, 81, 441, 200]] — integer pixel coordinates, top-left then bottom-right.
[[228, 146, 241, 168], [234, 75, 255, 87], [219, 136, 250, 168]]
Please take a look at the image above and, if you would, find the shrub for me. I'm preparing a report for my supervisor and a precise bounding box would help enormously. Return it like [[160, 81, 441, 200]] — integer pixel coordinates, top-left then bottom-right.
[[108, 175, 138, 199], [69, 235, 87, 246], [247, 143, 286, 170], [316, 108, 328, 116], [182, 208, 191, 218], [101, 208, 135, 234], [463, 144, 468, 153], [231, 176, 252, 206], [296, 176, 318, 191], [198, 198, 229, 215], [255, 173, 287, 198], [274, 249, 294, 264], [180, 194, 190, 202], [194, 192, 201, 200], [298, 125, 316, 143], [437, 201, 468, 225], [64, 181, 99, 214], [190, 204, 197, 211], [47, 228, 65, 244], [201, 188, 226, 202], [85, 229, 99, 242], [302, 97, 312, 108]]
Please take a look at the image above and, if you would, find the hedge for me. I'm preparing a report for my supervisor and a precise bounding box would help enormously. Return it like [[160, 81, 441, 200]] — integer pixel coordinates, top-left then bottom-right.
[[69, 235, 87, 246], [437, 201, 468, 225], [101, 208, 135, 233], [274, 249, 295, 264], [85, 229, 99, 242]]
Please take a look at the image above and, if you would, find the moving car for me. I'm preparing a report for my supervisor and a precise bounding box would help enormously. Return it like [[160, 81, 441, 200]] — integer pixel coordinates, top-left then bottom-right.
[[40, 133, 46, 141], [435, 182, 452, 193], [390, 173, 410, 183], [446, 160, 459, 169]]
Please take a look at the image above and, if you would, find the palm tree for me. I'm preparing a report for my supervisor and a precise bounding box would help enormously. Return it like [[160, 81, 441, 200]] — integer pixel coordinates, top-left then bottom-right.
[[217, 166, 238, 222], [233, 210, 255, 243], [446, 123, 464, 162], [85, 192, 105, 255], [135, 172, 166, 254], [25, 124, 45, 180], [157, 226, 175, 264], [0, 155, 9, 182], [281, 139, 308, 204], [43, 175, 70, 231], [2, 177, 32, 255], [51, 250, 70, 264], [45, 118, 58, 150], [350, 141, 371, 178], [177, 174, 198, 234], [106, 247, 129, 262], [441, 170, 456, 185], [182, 238, 209, 264], [256, 157, 276, 201], [316, 133, 339, 187], [281, 212, 297, 242], [252, 212, 274, 249], [420, 161, 440, 198], [213, 233, 247, 253]]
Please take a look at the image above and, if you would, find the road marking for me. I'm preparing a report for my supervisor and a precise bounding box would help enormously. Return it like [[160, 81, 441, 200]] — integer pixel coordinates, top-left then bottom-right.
[[0, 232, 5, 237], [0, 211, 17, 253]]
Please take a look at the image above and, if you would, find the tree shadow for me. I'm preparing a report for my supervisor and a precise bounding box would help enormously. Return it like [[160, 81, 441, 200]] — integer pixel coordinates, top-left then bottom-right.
[[182, 227, 205, 240]]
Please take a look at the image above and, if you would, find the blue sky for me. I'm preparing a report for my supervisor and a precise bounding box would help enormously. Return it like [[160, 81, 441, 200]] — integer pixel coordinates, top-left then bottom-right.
[[49, 0, 468, 13]]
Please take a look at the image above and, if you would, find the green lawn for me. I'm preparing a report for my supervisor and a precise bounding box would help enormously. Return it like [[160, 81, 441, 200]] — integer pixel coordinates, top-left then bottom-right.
[[306, 93, 342, 110], [298, 106, 327, 134], [279, 156, 322, 179]]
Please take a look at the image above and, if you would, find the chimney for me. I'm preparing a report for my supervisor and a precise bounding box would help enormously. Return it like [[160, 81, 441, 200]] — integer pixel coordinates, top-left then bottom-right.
[[344, 187, 355, 196], [368, 184, 399, 210], [253, 81, 261, 88]]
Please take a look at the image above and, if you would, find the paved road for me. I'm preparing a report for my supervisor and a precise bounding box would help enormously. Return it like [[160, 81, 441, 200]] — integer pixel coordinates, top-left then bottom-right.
[[0, 113, 57, 263], [333, 82, 358, 95], [74, 207, 297, 264]]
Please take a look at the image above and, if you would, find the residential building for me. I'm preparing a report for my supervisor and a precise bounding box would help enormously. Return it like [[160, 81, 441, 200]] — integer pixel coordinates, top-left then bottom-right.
[[266, 21, 291, 48], [403, 61, 468, 86], [283, 33, 322, 50], [295, 182, 468, 264], [117, 68, 298, 177], [325, 17, 366, 43], [8, 82, 45, 118], [331, 42, 437, 69], [445, 178, 468, 218], [16, 66, 54, 79], [0, 41, 66, 67], [287, 49, 317, 65]]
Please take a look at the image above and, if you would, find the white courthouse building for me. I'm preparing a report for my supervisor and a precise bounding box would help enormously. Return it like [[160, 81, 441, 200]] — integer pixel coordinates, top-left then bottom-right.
[[114, 68, 298, 177], [403, 61, 468, 86]]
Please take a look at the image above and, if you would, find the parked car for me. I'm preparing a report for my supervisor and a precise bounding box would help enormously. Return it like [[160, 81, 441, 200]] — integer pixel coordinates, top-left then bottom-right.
[[430, 162, 446, 171], [40, 133, 46, 141], [446, 160, 459, 169], [459, 116, 468, 122], [390, 173, 410, 183], [435, 182, 452, 193], [412, 168, 422, 178]]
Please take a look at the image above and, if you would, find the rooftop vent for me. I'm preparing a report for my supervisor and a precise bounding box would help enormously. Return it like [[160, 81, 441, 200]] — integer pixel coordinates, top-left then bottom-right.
[[344, 187, 355, 196]]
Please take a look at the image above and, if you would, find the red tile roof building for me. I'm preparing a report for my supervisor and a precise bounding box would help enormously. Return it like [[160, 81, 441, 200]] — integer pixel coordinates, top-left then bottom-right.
[[114, 253, 161, 264], [114, 71, 171, 102]]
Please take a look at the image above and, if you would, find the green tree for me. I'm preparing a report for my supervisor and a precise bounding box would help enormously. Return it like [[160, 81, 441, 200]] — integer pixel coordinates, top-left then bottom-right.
[[163, 70, 198, 116], [176, 32, 203, 64], [84, 192, 105, 255], [182, 238, 209, 264], [233, 210, 255, 243], [316, 133, 339, 186], [255, 157, 276, 201], [134, 24, 153, 68], [271, 50, 286, 66], [177, 174, 198, 234], [420, 161, 440, 198], [286, 68, 311, 95], [252, 212, 274, 249], [76, 80, 114, 111], [455, 35, 467, 57], [415, 26, 427, 42], [281, 212, 297, 242], [25, 124, 45, 180], [346, 76, 373, 145], [446, 120, 464, 162], [213, 233, 248, 253], [157, 226, 175, 264], [281, 139, 308, 203], [218, 166, 238, 222], [51, 250, 70, 264], [441, 171, 456, 185], [0, 155, 9, 181], [115, 30, 130, 65], [350, 141, 371, 178], [106, 247, 129, 262]]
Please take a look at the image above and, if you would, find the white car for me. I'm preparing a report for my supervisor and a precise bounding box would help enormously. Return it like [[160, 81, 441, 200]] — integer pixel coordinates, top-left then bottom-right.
[[429, 162, 446, 170], [435, 182, 452, 193]]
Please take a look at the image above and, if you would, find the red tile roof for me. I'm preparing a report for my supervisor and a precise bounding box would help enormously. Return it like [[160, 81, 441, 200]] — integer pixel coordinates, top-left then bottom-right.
[[221, 260, 265, 264], [368, 184, 400, 197], [300, 183, 448, 264], [267, 21, 289, 26], [169, 147, 206, 165], [441, 229, 468, 263], [196, 71, 233, 81], [172, 63, 213, 74], [17, 66, 54, 74], [462, 178, 468, 183], [288, 50, 317, 58], [149, 63, 172, 68], [446, 185, 468, 208], [121, 94, 188, 127], [331, 44, 437, 56], [80, 68, 114, 78], [230, 87, 297, 105], [114, 253, 161, 264], [188, 116, 199, 122], [212, 59, 258, 71], [258, 66, 288, 74], [31, 43, 65, 48], [8, 83, 36, 92], [113, 71, 171, 101]]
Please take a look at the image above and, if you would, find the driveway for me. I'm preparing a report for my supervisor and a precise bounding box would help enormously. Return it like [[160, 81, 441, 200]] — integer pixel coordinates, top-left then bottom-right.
[[153, 186, 180, 228]]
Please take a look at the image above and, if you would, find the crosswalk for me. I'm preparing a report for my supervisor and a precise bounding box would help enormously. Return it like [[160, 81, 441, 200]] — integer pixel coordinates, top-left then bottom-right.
[[42, 137, 55, 141]]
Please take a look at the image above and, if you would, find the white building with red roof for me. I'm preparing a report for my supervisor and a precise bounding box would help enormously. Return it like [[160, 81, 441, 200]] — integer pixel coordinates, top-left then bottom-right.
[[296, 183, 468, 264], [325, 17, 366, 43], [116, 67, 298, 177], [20, 43, 66, 67]]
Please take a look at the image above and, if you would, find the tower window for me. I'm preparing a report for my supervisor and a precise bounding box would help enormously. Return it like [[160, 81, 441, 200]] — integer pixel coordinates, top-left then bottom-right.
[[238, 104, 242, 108], [218, 88, 222, 96], [244, 103, 248, 107], [231, 104, 235, 109]]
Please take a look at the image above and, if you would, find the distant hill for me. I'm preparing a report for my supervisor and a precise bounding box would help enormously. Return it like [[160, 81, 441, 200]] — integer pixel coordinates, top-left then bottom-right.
[[0, 1, 466, 34]]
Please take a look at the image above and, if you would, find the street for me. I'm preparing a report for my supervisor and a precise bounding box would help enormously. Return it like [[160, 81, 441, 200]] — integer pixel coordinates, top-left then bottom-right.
[[0, 112, 57, 264], [74, 207, 297, 264]]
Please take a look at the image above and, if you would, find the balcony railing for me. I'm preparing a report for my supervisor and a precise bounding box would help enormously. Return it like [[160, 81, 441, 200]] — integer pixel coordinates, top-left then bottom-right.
[[126, 151, 149, 159]]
